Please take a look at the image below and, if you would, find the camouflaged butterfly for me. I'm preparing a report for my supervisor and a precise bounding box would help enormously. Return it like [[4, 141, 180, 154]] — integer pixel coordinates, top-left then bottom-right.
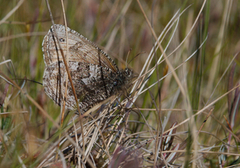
[[42, 24, 134, 112]]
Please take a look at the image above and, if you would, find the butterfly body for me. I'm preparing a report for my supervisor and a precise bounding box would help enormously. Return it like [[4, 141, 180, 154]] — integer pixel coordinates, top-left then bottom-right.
[[42, 24, 133, 112]]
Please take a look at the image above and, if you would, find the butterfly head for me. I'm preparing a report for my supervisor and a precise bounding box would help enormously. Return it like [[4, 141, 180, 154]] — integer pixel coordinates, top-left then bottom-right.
[[111, 68, 135, 91]]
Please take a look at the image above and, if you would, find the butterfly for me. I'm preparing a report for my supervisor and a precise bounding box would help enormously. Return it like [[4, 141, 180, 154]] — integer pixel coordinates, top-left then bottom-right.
[[42, 24, 134, 112]]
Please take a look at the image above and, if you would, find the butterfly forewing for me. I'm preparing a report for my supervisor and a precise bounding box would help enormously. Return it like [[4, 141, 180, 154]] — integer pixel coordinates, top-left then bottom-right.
[[42, 24, 118, 72]]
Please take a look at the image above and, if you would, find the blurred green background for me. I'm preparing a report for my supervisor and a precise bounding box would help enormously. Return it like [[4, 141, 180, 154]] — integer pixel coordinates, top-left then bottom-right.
[[0, 0, 239, 167]]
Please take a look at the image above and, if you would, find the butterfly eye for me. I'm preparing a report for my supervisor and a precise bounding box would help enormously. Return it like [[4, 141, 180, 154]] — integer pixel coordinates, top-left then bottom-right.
[[125, 68, 132, 77], [59, 38, 65, 42]]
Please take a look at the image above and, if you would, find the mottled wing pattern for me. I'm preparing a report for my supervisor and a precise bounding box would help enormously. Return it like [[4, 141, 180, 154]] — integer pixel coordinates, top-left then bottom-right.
[[42, 24, 118, 72], [43, 62, 115, 111], [42, 24, 133, 112]]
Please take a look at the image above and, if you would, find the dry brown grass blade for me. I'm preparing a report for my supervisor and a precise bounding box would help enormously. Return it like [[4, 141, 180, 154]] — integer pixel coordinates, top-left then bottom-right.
[[59, 0, 69, 128], [0, 111, 28, 115], [198, 108, 214, 135]]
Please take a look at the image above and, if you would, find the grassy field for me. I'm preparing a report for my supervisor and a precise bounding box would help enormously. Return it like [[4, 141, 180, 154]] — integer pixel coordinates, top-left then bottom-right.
[[0, 0, 240, 167]]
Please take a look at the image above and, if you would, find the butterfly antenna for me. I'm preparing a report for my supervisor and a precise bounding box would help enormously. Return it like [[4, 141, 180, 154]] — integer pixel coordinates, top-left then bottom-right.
[[128, 52, 145, 66], [125, 48, 132, 68]]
